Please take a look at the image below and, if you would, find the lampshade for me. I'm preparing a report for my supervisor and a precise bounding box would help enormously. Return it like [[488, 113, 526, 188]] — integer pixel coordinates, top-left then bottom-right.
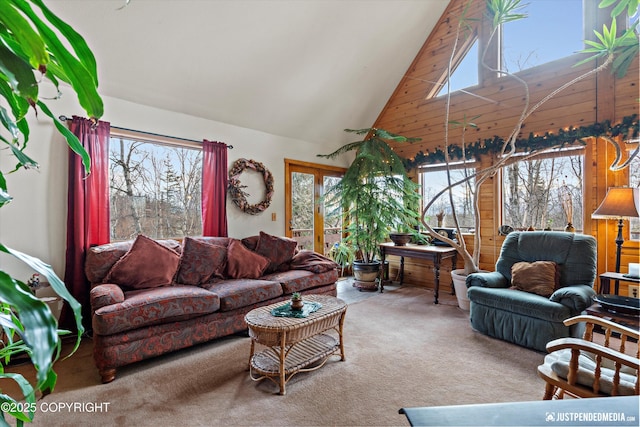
[[591, 187, 640, 219]]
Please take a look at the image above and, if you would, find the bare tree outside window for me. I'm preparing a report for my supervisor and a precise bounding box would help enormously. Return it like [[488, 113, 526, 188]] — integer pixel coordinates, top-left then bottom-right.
[[503, 152, 583, 231], [109, 137, 202, 240], [421, 166, 476, 232]]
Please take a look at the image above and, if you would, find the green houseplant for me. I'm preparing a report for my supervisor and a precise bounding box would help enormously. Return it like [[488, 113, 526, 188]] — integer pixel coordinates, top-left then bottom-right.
[[0, 0, 102, 423], [318, 128, 422, 290]]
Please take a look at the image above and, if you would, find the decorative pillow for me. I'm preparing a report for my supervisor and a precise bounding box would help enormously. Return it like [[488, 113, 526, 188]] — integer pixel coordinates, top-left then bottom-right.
[[226, 239, 270, 279], [254, 231, 298, 273], [511, 261, 559, 297], [174, 237, 227, 285], [289, 250, 339, 274], [241, 235, 260, 251], [104, 234, 181, 290]]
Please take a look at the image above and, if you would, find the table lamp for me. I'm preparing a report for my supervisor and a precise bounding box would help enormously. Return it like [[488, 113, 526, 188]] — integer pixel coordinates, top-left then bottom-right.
[[591, 187, 640, 274]]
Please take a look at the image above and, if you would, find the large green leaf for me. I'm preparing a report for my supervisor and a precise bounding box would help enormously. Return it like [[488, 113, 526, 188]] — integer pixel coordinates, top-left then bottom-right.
[[0, 0, 48, 69], [0, 245, 84, 356], [0, 270, 57, 389], [12, 0, 103, 118], [0, 43, 38, 103]]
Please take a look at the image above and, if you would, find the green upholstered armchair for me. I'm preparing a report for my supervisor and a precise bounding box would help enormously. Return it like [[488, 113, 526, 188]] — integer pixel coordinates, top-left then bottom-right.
[[466, 231, 597, 352]]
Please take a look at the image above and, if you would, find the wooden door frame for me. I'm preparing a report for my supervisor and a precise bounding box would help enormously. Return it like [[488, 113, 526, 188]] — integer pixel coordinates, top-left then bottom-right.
[[284, 159, 346, 253]]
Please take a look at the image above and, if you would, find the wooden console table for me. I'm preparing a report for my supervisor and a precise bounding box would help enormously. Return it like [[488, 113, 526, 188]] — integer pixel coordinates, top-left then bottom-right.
[[379, 242, 457, 304]]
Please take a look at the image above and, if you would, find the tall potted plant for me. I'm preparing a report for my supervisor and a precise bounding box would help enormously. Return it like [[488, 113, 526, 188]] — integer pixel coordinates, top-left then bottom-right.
[[0, 0, 102, 423], [318, 128, 422, 290], [420, 0, 638, 308]]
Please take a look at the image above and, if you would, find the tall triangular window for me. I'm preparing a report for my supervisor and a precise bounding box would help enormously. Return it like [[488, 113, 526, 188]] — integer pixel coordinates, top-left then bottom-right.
[[436, 39, 479, 97]]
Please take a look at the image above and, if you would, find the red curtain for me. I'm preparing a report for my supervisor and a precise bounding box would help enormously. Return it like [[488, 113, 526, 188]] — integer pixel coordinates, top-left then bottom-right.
[[62, 116, 110, 331], [202, 140, 228, 237]]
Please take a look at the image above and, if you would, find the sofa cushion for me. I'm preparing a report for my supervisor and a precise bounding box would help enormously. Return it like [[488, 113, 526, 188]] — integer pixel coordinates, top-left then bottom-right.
[[85, 239, 181, 284], [241, 235, 260, 251], [175, 237, 227, 285], [511, 261, 559, 297], [226, 239, 270, 279], [262, 268, 339, 294], [254, 231, 298, 273], [467, 286, 571, 322], [289, 250, 339, 273], [190, 236, 230, 247], [92, 285, 221, 335], [201, 279, 283, 311], [104, 234, 181, 290]]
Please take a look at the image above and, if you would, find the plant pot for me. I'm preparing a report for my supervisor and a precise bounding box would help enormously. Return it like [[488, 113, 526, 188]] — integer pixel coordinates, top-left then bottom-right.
[[451, 269, 471, 311], [352, 260, 381, 291], [389, 232, 412, 246], [291, 298, 304, 310]]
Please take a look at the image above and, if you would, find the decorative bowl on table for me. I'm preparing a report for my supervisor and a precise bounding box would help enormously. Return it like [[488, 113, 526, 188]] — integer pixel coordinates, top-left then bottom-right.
[[593, 294, 640, 316], [389, 233, 412, 246]]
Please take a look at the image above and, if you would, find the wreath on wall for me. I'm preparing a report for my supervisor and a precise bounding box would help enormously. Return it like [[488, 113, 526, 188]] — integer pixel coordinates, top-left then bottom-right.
[[228, 158, 274, 215]]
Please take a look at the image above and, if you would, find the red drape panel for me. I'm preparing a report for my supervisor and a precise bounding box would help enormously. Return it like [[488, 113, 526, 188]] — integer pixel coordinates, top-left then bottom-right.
[[202, 140, 228, 237], [62, 116, 110, 331]]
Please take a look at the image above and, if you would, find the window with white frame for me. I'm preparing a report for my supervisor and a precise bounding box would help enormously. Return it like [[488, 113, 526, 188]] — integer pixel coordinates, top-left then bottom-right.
[[109, 132, 203, 241], [420, 163, 477, 232], [502, 148, 584, 232]]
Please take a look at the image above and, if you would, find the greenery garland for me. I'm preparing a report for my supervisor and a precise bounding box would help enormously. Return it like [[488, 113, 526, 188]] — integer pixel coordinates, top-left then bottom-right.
[[228, 158, 274, 215], [403, 114, 639, 169]]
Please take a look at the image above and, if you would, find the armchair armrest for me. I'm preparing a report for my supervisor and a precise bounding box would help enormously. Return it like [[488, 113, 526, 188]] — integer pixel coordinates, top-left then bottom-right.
[[549, 285, 596, 312], [466, 271, 508, 289], [90, 284, 125, 310]]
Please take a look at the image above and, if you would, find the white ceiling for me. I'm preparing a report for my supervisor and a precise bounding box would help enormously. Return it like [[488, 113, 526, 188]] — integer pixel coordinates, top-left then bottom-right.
[[46, 0, 447, 145]]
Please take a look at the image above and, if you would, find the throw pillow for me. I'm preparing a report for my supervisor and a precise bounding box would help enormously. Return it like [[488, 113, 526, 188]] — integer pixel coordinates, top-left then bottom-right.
[[511, 261, 559, 297], [226, 239, 270, 279], [174, 237, 227, 286], [104, 234, 181, 290], [289, 250, 339, 274], [254, 231, 298, 273]]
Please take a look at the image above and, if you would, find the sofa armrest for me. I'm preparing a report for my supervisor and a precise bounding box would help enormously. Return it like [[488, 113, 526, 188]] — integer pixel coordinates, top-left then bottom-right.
[[90, 284, 125, 310], [549, 285, 596, 312], [466, 271, 508, 289]]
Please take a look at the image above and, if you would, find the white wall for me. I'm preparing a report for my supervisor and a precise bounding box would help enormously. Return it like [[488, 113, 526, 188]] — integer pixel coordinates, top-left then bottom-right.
[[0, 94, 348, 283]]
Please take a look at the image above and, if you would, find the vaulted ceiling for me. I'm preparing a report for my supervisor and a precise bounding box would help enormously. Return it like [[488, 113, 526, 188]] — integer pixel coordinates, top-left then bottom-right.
[[46, 0, 449, 145]]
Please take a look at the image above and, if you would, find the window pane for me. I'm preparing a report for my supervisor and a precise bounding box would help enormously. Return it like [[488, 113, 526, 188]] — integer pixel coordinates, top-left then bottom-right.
[[109, 137, 202, 240], [502, 153, 583, 231], [323, 175, 342, 256], [421, 167, 476, 232], [437, 40, 479, 96], [291, 172, 314, 251], [502, 0, 583, 72]]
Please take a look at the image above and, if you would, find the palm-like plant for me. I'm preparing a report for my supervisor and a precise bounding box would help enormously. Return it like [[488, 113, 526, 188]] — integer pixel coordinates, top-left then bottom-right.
[[0, 0, 103, 423], [319, 128, 422, 264]]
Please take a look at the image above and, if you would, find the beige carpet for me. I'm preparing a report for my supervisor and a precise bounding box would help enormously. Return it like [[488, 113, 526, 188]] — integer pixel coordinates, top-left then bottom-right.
[[6, 286, 546, 426]]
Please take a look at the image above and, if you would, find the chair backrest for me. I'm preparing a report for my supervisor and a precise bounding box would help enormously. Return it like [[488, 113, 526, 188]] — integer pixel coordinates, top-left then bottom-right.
[[496, 231, 597, 287]]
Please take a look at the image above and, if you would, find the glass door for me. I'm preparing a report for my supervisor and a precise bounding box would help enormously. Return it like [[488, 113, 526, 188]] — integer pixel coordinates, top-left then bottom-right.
[[285, 159, 345, 255]]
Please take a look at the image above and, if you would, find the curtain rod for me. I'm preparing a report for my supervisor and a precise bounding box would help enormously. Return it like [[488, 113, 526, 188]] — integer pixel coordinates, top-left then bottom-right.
[[58, 115, 233, 149]]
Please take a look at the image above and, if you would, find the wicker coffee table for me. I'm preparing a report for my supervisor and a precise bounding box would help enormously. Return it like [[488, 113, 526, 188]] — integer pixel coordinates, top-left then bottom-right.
[[245, 294, 347, 395]]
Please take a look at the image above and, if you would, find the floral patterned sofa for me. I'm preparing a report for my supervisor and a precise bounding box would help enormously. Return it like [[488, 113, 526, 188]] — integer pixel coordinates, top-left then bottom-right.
[[86, 232, 338, 383]]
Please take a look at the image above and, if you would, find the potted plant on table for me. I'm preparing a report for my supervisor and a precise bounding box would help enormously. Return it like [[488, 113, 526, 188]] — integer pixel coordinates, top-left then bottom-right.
[[418, 0, 638, 309], [318, 128, 423, 291]]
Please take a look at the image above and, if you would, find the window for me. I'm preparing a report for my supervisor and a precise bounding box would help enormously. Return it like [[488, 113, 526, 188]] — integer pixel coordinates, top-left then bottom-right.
[[436, 40, 479, 96], [420, 163, 477, 232], [502, 149, 584, 232], [501, 0, 583, 73], [109, 133, 203, 240]]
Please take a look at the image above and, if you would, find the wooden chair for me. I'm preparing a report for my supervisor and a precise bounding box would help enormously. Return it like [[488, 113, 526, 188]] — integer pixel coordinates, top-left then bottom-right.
[[537, 315, 639, 399]]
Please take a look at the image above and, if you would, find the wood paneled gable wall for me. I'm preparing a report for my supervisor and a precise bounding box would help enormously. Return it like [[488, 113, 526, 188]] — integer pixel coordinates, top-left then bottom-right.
[[373, 0, 639, 292]]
